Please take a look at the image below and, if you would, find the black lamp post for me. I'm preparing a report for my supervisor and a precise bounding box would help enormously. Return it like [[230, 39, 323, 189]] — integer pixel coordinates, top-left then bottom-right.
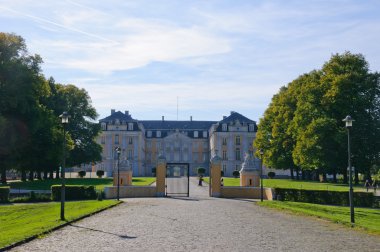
[[260, 149, 264, 202], [59, 112, 69, 220], [115, 147, 121, 201], [343, 115, 354, 225]]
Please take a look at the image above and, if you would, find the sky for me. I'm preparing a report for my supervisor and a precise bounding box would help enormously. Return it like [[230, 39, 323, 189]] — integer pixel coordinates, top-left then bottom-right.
[[1, 0, 380, 122]]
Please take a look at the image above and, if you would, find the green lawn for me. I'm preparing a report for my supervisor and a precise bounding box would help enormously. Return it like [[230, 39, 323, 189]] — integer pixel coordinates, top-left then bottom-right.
[[203, 177, 366, 192], [258, 201, 380, 235], [6, 177, 156, 191], [0, 200, 120, 249]]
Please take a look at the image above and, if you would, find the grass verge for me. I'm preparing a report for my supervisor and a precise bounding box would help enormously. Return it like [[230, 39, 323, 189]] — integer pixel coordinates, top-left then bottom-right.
[[0, 200, 120, 249], [258, 201, 380, 235], [7, 177, 156, 191], [202, 177, 366, 192]]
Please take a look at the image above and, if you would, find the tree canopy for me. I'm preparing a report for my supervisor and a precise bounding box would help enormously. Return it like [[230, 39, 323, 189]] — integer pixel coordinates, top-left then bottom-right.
[[254, 52, 380, 182]]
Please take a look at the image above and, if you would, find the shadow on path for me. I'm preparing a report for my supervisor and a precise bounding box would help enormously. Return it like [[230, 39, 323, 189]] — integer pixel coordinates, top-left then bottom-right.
[[69, 224, 137, 239]]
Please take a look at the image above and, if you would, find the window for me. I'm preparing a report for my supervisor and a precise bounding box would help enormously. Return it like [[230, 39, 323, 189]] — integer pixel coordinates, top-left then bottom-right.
[[223, 164, 227, 174], [147, 131, 152, 137], [249, 124, 254, 131], [194, 131, 198, 138], [235, 148, 241, 160], [128, 123, 133, 131], [203, 131, 207, 138], [222, 138, 227, 145], [101, 123, 106, 130], [129, 137, 133, 144], [101, 136, 105, 144], [235, 135, 241, 145], [115, 119, 120, 125], [114, 134, 119, 144], [222, 150, 227, 160], [157, 131, 161, 138], [222, 124, 227, 131], [203, 153, 207, 162], [128, 149, 133, 159]]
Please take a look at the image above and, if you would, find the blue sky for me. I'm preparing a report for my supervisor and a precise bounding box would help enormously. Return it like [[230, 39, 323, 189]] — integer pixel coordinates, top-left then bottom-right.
[[1, 0, 380, 122]]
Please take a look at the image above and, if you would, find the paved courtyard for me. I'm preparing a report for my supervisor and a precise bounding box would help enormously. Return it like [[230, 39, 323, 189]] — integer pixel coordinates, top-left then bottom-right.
[[11, 178, 380, 252]]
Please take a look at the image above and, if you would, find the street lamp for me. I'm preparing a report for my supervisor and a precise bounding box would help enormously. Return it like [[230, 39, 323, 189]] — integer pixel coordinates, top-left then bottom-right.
[[115, 147, 121, 201], [259, 149, 264, 202], [59, 112, 69, 220], [343, 115, 354, 225]]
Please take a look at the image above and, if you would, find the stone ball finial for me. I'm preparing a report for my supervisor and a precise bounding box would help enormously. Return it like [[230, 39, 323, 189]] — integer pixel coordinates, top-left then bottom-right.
[[119, 158, 131, 171], [157, 153, 166, 164]]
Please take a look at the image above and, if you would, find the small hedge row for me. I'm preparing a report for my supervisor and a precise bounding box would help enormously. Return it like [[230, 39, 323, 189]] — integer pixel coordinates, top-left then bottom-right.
[[51, 185, 97, 201], [0, 187, 10, 202], [274, 188, 375, 207]]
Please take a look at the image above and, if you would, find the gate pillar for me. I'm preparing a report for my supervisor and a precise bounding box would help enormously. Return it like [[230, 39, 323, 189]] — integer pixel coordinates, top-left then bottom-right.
[[156, 154, 166, 197], [210, 154, 222, 197]]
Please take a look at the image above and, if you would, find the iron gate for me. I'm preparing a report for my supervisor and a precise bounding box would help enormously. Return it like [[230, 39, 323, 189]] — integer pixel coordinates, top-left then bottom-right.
[[165, 163, 190, 197]]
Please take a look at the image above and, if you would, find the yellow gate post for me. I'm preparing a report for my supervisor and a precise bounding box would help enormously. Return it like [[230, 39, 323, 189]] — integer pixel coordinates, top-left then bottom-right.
[[156, 154, 166, 197], [210, 153, 222, 197]]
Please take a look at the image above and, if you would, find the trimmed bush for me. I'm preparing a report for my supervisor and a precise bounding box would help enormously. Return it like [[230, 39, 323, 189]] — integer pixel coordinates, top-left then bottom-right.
[[274, 188, 375, 207], [232, 170, 240, 178], [78, 170, 86, 178], [51, 185, 97, 201], [268, 171, 276, 179], [221, 170, 224, 177], [96, 170, 105, 178], [0, 187, 10, 203], [152, 167, 156, 176], [11, 192, 51, 203], [197, 167, 206, 176]]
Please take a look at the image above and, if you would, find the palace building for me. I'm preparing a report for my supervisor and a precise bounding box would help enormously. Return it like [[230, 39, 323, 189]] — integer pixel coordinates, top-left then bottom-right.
[[96, 109, 260, 177]]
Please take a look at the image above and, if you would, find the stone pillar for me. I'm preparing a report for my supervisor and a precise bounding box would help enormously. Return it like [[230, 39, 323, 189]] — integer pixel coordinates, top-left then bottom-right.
[[156, 155, 166, 197], [113, 170, 133, 186], [210, 154, 222, 197]]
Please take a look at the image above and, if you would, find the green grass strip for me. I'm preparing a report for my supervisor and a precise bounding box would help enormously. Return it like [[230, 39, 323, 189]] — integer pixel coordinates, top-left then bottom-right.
[[258, 201, 380, 235], [0, 200, 120, 249]]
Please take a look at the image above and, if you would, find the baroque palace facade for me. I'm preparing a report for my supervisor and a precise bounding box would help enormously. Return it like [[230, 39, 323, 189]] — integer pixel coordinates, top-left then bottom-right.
[[96, 109, 261, 177]]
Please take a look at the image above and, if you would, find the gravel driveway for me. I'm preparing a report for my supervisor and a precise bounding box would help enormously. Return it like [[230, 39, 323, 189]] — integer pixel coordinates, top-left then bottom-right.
[[10, 177, 380, 252]]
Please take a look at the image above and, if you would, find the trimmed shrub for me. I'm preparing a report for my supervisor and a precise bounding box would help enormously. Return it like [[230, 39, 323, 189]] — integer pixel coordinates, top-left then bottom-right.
[[221, 170, 224, 177], [96, 170, 105, 178], [11, 193, 51, 203], [152, 167, 156, 176], [78, 170, 86, 178], [232, 170, 240, 178], [267, 172, 276, 179], [274, 188, 375, 207], [0, 187, 10, 203], [197, 167, 206, 176], [51, 185, 97, 201]]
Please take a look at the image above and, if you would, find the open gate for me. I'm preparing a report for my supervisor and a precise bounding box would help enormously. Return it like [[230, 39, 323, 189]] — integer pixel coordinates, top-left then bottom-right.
[[165, 163, 190, 197]]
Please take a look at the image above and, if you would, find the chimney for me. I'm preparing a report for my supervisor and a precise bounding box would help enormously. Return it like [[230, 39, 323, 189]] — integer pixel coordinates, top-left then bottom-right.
[[190, 116, 193, 122], [111, 109, 115, 115], [125, 110, 129, 116], [230, 111, 236, 115], [162, 116, 164, 122]]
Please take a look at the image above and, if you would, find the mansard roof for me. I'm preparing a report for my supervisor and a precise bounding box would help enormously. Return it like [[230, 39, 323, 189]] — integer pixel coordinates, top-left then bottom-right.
[[141, 120, 216, 130], [220, 111, 256, 124], [99, 111, 137, 123]]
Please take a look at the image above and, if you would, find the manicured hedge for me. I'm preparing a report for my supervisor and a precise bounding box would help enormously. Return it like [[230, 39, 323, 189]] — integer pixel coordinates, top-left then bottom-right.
[[51, 185, 97, 201], [96, 170, 105, 178], [274, 188, 375, 207], [0, 187, 10, 202]]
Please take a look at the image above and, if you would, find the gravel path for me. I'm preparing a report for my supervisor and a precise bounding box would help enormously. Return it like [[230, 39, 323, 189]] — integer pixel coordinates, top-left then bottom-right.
[[10, 177, 380, 252]]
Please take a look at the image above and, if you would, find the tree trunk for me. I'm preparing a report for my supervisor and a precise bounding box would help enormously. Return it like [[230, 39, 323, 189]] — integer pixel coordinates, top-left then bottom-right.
[[290, 167, 294, 179], [1, 168, 6, 184], [28, 171, 34, 181], [55, 167, 60, 179], [343, 173, 348, 184], [332, 172, 337, 183], [301, 170, 305, 180], [354, 169, 359, 185], [322, 173, 327, 182], [314, 170, 320, 181], [21, 170, 27, 181], [49, 170, 54, 179], [43, 171, 48, 180], [37, 171, 42, 180], [296, 167, 300, 180]]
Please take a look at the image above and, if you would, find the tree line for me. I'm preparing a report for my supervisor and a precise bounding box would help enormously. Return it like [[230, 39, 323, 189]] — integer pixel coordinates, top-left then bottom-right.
[[254, 52, 380, 183], [0, 33, 102, 183]]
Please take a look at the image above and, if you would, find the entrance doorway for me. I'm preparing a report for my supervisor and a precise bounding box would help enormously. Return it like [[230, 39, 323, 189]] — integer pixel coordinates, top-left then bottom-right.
[[165, 163, 190, 197]]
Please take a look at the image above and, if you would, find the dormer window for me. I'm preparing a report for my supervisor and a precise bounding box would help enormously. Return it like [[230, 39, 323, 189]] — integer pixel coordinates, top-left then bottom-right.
[[115, 119, 120, 125], [222, 124, 227, 131], [101, 123, 106, 130], [128, 123, 133, 131], [203, 131, 207, 138], [194, 131, 198, 138], [249, 124, 254, 131], [147, 131, 152, 137], [157, 131, 161, 138]]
